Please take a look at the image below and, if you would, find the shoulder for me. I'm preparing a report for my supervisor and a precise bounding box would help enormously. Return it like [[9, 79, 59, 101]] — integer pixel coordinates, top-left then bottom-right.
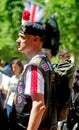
[[29, 54, 51, 70], [10, 75, 16, 80], [29, 55, 43, 65], [9, 75, 18, 83]]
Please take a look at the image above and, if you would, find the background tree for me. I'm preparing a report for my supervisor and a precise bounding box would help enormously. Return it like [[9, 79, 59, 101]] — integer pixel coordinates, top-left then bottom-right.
[[0, 0, 26, 62]]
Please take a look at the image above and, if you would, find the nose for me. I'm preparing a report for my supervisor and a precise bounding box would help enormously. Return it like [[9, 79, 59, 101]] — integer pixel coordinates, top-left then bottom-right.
[[16, 38, 20, 43]]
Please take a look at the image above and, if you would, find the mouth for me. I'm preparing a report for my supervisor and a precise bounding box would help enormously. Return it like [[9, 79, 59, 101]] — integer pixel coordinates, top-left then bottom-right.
[[17, 43, 20, 48]]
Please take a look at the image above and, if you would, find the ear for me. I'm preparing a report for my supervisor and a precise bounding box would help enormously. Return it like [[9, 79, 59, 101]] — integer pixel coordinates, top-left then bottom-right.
[[33, 36, 40, 42]]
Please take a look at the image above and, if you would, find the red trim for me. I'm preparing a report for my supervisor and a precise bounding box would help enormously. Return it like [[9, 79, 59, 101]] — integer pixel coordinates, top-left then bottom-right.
[[31, 66, 38, 93]]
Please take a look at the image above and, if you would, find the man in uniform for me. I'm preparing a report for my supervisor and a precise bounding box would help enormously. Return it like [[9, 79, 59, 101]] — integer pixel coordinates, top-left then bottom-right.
[[10, 10, 57, 130]]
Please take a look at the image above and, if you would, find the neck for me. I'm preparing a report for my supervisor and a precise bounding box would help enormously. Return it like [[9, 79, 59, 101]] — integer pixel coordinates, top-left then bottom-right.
[[16, 73, 20, 78], [26, 49, 42, 60]]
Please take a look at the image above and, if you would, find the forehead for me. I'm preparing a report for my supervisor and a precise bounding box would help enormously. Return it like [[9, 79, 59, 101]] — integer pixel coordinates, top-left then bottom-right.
[[12, 63, 19, 68], [19, 33, 33, 38], [19, 33, 26, 37]]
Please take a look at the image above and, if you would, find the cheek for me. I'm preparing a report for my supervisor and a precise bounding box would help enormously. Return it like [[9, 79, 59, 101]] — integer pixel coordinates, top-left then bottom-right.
[[22, 42, 27, 48], [12, 69, 16, 74], [20, 41, 27, 50], [16, 69, 20, 74], [13, 69, 20, 75], [21, 38, 33, 51]]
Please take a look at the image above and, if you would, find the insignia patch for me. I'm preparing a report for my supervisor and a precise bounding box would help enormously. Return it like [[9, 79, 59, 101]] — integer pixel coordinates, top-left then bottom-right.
[[17, 95, 23, 104], [18, 86, 23, 93], [22, 26, 26, 32], [41, 63, 49, 71]]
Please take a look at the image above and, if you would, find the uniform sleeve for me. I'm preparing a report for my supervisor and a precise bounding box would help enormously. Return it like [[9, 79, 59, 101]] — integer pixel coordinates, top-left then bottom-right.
[[24, 65, 44, 95]]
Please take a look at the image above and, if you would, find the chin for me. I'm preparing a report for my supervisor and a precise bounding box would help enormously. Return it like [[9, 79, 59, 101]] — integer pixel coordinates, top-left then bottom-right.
[[18, 48, 22, 52]]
